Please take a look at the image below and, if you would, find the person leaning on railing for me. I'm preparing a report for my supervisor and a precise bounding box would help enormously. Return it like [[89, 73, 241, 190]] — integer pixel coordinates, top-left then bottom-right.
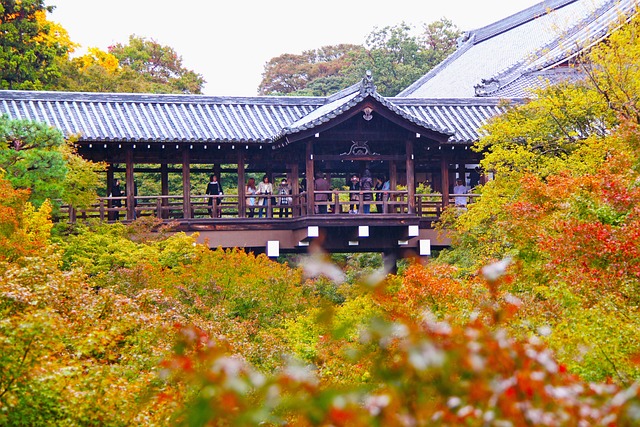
[[206, 174, 224, 218], [453, 179, 468, 208], [314, 172, 331, 214], [246, 177, 257, 218], [360, 169, 374, 214], [256, 175, 273, 218]]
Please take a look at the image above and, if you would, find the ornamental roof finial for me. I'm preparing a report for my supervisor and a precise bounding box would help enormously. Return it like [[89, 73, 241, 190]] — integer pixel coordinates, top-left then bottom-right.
[[360, 70, 376, 94]]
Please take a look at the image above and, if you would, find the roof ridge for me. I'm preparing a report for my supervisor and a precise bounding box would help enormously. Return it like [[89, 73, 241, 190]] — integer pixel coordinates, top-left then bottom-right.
[[273, 81, 453, 142], [0, 89, 326, 105], [471, 0, 577, 43], [475, 0, 637, 96], [396, 0, 580, 97]]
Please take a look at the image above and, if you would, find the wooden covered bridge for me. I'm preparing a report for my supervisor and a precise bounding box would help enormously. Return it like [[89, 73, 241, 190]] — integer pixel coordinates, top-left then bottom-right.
[[1, 0, 633, 257], [0, 74, 507, 256]]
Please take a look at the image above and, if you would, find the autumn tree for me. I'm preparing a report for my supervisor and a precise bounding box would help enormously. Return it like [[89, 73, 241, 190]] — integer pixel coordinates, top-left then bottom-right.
[[54, 36, 205, 94], [108, 35, 205, 94], [437, 13, 640, 382], [258, 19, 460, 97], [0, 0, 71, 90], [258, 44, 365, 95], [348, 19, 461, 96]]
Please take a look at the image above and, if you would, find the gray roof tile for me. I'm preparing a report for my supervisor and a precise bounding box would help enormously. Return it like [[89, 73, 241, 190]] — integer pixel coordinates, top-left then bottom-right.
[[0, 88, 508, 144], [397, 0, 638, 98]]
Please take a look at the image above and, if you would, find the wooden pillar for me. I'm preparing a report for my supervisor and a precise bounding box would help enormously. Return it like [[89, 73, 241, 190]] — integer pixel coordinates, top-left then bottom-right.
[[306, 140, 314, 215], [238, 150, 246, 218], [107, 166, 114, 221], [291, 162, 299, 196], [182, 148, 191, 218], [441, 152, 450, 207], [389, 161, 397, 189], [291, 162, 299, 217], [161, 163, 169, 219], [125, 147, 135, 220], [457, 160, 466, 185], [406, 140, 415, 214]]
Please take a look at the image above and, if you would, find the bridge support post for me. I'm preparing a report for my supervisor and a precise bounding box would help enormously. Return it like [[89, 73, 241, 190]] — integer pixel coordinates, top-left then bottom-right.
[[238, 151, 246, 218], [406, 139, 415, 214], [383, 250, 399, 275], [161, 163, 169, 219], [126, 147, 135, 221], [182, 148, 191, 219], [306, 141, 315, 215], [441, 153, 450, 208]]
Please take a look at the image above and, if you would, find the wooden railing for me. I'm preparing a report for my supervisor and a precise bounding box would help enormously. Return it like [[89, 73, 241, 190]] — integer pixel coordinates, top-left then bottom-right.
[[58, 191, 480, 223]]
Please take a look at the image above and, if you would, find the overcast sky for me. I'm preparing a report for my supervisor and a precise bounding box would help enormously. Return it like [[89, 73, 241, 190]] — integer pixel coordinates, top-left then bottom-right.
[[48, 0, 541, 96]]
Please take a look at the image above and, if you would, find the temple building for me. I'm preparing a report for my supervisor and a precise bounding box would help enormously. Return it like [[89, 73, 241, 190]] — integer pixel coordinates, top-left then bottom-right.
[[0, 0, 636, 256]]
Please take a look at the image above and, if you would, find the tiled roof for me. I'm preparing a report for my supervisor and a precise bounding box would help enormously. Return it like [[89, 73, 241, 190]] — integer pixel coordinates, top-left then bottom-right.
[[0, 86, 511, 145], [393, 98, 520, 143], [488, 67, 585, 97], [397, 0, 638, 98], [273, 73, 453, 141], [0, 90, 324, 143]]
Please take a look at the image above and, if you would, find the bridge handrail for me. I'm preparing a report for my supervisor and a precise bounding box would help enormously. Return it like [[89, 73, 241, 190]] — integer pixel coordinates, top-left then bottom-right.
[[56, 191, 480, 222]]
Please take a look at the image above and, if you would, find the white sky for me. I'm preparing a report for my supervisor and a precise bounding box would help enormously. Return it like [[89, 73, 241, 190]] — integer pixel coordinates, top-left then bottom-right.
[[48, 0, 540, 96]]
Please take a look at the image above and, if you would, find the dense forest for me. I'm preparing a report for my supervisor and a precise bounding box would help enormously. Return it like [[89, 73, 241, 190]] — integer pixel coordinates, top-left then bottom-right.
[[2, 1, 640, 426]]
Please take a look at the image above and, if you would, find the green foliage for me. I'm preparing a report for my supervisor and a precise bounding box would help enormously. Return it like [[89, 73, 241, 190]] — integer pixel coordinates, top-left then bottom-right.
[[108, 35, 205, 94], [259, 19, 460, 97], [259, 44, 364, 95], [0, 1, 69, 90], [0, 115, 102, 209], [348, 19, 461, 96], [163, 269, 640, 426], [439, 13, 640, 385], [55, 37, 205, 94]]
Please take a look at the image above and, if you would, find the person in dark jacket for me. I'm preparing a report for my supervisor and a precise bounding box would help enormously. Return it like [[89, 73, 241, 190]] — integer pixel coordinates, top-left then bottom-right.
[[374, 175, 384, 213], [314, 172, 331, 214], [111, 178, 123, 220], [349, 174, 360, 214], [206, 174, 224, 218], [360, 169, 374, 214], [277, 178, 292, 218]]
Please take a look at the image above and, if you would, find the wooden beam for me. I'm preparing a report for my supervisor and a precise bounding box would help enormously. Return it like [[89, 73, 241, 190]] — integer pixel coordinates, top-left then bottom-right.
[[306, 141, 314, 215], [314, 154, 405, 162], [406, 140, 415, 214], [125, 147, 135, 220], [161, 163, 169, 219], [238, 150, 246, 218], [389, 161, 397, 189], [441, 154, 450, 207], [291, 162, 299, 217], [182, 149, 191, 218], [107, 166, 114, 221]]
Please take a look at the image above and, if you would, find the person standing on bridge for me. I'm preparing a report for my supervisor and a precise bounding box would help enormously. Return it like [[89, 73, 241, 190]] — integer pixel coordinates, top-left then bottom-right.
[[257, 175, 273, 218], [206, 174, 224, 218], [277, 178, 292, 218], [314, 172, 331, 214], [360, 169, 374, 214], [374, 175, 384, 213], [111, 178, 123, 221], [246, 177, 257, 218], [453, 179, 468, 208], [349, 174, 360, 214]]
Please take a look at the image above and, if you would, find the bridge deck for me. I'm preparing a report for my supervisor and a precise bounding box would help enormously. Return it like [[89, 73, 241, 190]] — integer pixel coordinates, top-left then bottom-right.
[[60, 191, 477, 255]]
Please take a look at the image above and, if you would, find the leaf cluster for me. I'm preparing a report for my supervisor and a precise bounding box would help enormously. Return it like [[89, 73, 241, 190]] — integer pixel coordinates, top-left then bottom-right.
[[259, 19, 461, 97]]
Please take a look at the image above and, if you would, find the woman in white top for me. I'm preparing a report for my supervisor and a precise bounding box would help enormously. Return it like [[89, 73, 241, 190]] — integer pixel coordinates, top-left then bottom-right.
[[256, 175, 273, 218]]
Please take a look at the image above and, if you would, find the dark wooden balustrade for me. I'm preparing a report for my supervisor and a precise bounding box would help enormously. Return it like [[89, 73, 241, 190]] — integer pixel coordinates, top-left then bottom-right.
[[57, 191, 480, 224]]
